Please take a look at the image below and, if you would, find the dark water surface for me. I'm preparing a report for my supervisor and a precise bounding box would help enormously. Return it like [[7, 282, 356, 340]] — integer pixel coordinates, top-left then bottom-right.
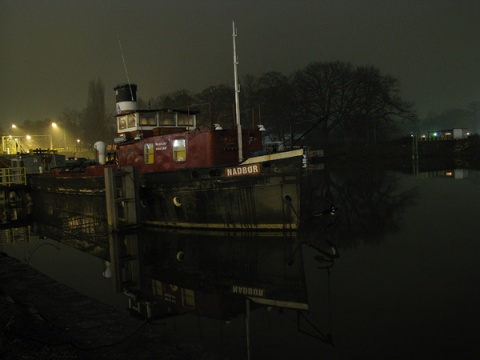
[[2, 169, 479, 359]]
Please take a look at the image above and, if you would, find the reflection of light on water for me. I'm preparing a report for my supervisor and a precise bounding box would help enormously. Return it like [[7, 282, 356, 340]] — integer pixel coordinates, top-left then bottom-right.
[[0, 227, 30, 245], [102, 261, 112, 278], [417, 169, 469, 180]]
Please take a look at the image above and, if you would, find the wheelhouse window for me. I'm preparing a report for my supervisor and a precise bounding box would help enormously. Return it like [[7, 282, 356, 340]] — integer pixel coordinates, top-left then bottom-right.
[[139, 113, 157, 126], [173, 139, 186, 162], [127, 114, 136, 128], [144, 143, 154, 164], [117, 114, 137, 132], [118, 116, 127, 130]]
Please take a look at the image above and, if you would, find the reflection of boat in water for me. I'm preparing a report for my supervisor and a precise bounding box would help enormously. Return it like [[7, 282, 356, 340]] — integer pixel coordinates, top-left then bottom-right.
[[122, 229, 310, 320], [3, 222, 337, 355], [28, 26, 323, 232], [116, 227, 337, 349], [28, 220, 337, 325]]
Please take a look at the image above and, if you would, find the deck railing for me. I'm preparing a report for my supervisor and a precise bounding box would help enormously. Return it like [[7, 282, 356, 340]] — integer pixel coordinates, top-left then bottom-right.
[[0, 167, 27, 186]]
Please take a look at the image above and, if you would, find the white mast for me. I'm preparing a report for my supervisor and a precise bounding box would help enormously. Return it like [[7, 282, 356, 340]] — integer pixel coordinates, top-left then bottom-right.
[[232, 21, 243, 162]]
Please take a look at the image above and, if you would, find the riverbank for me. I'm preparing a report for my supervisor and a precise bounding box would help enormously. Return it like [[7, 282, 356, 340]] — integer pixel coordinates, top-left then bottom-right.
[[0, 252, 222, 359], [325, 135, 480, 171]]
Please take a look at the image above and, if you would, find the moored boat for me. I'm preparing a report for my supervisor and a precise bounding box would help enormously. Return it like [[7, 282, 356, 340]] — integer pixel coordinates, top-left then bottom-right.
[[29, 84, 320, 231], [28, 23, 323, 232]]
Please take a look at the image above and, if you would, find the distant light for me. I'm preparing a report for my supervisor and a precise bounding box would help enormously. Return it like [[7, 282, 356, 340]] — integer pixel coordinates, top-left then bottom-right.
[[446, 171, 453, 177], [11, 124, 17, 129], [433, 132, 438, 137], [26, 135, 31, 140], [51, 122, 58, 128], [77, 139, 80, 143]]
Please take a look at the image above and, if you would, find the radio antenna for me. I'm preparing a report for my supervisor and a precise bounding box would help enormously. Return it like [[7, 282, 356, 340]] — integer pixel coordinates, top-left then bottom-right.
[[117, 32, 134, 101], [232, 21, 243, 162]]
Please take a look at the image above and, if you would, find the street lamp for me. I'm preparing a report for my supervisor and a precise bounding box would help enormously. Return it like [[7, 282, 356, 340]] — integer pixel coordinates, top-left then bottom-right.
[[75, 139, 81, 157], [51, 122, 67, 151]]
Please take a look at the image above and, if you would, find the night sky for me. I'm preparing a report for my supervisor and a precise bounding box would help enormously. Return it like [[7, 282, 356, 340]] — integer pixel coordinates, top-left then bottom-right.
[[2, 0, 479, 126]]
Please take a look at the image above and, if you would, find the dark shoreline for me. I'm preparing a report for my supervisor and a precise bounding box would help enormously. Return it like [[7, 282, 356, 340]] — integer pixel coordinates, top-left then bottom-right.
[[324, 135, 480, 171], [0, 252, 217, 360]]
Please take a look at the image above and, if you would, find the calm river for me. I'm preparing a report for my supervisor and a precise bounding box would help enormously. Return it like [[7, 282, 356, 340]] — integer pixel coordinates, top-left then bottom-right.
[[2, 167, 479, 359]]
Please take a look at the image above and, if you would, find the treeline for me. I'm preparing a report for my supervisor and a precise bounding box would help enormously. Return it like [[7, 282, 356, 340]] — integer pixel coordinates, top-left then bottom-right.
[[145, 61, 417, 150], [17, 60, 418, 148], [418, 103, 480, 135]]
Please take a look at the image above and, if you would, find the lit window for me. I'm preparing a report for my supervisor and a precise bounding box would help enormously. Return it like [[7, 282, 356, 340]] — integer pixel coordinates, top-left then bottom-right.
[[152, 280, 164, 298], [182, 288, 195, 308], [118, 117, 127, 130], [127, 114, 136, 128], [140, 113, 157, 126], [173, 139, 186, 162], [144, 143, 154, 164]]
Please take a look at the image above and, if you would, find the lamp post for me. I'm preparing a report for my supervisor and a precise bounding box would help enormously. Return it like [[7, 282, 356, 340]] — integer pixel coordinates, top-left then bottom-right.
[[75, 139, 80, 158], [51, 122, 67, 151], [10, 124, 23, 153]]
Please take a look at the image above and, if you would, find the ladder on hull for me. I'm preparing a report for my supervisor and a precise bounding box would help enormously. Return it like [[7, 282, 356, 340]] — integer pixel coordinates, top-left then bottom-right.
[[104, 166, 139, 232]]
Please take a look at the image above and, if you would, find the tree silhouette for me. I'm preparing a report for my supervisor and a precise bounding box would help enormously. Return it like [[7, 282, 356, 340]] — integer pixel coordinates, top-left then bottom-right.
[[253, 72, 295, 142], [82, 78, 112, 146], [325, 166, 418, 247], [194, 84, 235, 129], [291, 61, 416, 148], [10, 59, 417, 152]]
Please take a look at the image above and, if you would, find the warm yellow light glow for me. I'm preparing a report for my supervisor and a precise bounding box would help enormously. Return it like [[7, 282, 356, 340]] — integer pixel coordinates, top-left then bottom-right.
[[11, 124, 17, 129], [26, 135, 31, 140], [51, 122, 58, 128]]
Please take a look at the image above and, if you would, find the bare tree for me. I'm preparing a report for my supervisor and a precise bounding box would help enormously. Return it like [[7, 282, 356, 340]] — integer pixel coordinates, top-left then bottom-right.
[[255, 72, 295, 142], [82, 79, 112, 145], [58, 109, 83, 146], [154, 89, 195, 110], [194, 84, 235, 129], [291, 61, 415, 148]]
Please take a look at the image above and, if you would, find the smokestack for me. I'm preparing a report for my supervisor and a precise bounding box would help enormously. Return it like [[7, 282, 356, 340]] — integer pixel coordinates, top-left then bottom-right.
[[114, 83, 137, 114]]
